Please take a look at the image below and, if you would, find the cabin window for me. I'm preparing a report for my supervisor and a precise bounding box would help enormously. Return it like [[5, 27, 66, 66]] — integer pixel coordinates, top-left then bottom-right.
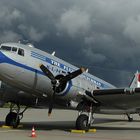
[[18, 48, 24, 56], [0, 46, 11, 51], [12, 47, 17, 52]]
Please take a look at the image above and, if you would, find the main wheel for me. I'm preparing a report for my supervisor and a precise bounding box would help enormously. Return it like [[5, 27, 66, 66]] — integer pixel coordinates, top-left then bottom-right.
[[5, 112, 20, 128], [76, 114, 90, 130]]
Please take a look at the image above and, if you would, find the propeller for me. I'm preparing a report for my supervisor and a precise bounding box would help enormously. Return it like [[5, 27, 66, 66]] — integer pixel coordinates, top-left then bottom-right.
[[40, 64, 86, 116]]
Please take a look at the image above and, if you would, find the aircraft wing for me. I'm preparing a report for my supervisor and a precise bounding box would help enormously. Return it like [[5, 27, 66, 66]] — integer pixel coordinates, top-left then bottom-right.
[[87, 87, 140, 108], [93, 88, 140, 96], [86, 72, 140, 108]]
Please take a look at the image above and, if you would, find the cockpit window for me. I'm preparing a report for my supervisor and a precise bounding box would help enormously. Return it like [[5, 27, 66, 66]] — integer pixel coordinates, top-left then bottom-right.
[[12, 47, 17, 52], [18, 48, 24, 56], [0, 45, 25, 56], [0, 46, 11, 51]]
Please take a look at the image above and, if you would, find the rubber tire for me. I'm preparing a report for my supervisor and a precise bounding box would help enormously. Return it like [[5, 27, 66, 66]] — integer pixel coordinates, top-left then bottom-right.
[[5, 112, 20, 128], [76, 114, 90, 130]]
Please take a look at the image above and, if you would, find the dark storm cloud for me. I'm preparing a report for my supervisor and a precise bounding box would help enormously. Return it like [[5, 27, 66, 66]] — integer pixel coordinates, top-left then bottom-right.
[[0, 0, 140, 86]]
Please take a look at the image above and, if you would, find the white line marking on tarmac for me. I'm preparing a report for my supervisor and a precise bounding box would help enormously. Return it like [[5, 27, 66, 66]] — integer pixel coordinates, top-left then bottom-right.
[[0, 130, 21, 133]]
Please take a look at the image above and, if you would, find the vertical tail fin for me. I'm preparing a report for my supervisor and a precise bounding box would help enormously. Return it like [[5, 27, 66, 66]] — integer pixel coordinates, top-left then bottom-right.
[[129, 71, 140, 88]]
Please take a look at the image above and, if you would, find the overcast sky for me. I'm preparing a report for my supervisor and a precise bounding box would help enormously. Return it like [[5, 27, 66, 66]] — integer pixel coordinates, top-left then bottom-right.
[[1, 0, 140, 87]]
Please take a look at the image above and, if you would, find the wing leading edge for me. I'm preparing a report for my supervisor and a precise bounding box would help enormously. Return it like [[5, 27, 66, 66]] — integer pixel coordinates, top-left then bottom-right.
[[93, 88, 140, 96], [89, 87, 140, 109]]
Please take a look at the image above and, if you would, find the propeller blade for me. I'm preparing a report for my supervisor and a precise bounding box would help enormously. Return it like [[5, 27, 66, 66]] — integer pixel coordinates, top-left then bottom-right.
[[40, 64, 56, 83], [40, 64, 57, 116], [60, 67, 86, 83], [48, 86, 56, 116]]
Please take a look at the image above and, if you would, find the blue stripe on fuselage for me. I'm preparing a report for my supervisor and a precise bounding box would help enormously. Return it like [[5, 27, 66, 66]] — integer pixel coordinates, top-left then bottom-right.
[[31, 51, 108, 88], [0, 51, 71, 96], [0, 51, 110, 91], [0, 52, 43, 75]]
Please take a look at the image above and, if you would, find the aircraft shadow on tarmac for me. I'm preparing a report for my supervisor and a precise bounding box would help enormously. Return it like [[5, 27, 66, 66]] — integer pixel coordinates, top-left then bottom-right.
[[94, 118, 140, 130], [0, 117, 140, 131]]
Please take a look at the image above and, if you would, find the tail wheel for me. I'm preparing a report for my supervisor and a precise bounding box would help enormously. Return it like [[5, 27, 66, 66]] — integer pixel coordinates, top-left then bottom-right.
[[5, 112, 20, 128], [127, 114, 133, 122], [76, 114, 90, 130]]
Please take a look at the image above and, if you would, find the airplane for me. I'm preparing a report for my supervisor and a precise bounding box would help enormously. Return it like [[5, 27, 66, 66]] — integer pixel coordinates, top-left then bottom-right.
[[0, 42, 140, 130]]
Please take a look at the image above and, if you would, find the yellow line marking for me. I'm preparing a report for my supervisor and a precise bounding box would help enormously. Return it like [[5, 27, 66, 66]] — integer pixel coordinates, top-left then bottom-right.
[[1, 125, 23, 129], [71, 129, 86, 133], [1, 125, 12, 129], [88, 129, 96, 132]]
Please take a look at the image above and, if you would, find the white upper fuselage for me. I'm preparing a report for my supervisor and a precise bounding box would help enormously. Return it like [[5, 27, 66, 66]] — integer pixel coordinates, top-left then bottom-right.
[[0, 42, 115, 102]]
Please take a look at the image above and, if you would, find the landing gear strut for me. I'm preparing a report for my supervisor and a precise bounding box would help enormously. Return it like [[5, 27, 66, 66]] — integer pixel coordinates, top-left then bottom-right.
[[76, 105, 94, 130], [5, 103, 28, 128], [127, 114, 133, 122]]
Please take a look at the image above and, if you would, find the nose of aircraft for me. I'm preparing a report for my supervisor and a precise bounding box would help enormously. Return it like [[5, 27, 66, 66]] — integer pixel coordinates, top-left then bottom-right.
[[0, 51, 6, 63]]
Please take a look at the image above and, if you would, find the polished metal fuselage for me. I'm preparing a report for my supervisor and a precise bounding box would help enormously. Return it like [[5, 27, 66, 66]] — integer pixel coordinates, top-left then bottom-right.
[[0, 42, 140, 115]]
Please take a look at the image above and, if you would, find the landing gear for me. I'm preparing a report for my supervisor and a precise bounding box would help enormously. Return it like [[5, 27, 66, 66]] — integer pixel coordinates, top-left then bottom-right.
[[5, 103, 28, 128], [5, 112, 20, 128], [76, 105, 94, 130], [76, 114, 89, 130], [127, 114, 133, 122]]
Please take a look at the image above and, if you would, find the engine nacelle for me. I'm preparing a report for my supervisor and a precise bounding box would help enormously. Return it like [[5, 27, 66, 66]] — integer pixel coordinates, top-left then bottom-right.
[[56, 76, 95, 101]]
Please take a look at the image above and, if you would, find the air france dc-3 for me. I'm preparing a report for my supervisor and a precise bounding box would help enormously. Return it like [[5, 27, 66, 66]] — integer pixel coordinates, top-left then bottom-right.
[[0, 42, 140, 130]]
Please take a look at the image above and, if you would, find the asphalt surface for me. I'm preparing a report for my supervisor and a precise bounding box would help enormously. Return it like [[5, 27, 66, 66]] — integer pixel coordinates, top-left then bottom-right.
[[0, 108, 140, 140]]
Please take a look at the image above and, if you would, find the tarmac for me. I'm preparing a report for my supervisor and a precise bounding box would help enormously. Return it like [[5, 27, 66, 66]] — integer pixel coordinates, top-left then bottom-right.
[[0, 108, 140, 140]]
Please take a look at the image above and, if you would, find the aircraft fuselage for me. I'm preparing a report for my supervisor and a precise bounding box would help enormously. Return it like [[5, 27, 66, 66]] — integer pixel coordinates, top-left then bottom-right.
[[0, 43, 113, 102]]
